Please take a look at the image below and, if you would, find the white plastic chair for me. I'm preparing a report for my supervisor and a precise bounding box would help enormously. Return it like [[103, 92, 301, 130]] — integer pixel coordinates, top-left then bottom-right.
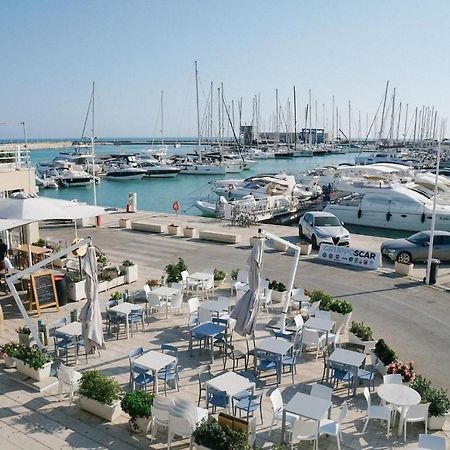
[[310, 383, 333, 402], [301, 329, 326, 360], [403, 403, 430, 441], [57, 363, 82, 404], [291, 418, 319, 450], [315, 310, 332, 320], [362, 387, 391, 437], [151, 395, 174, 442], [383, 374, 403, 384], [232, 269, 249, 295], [198, 308, 213, 324], [168, 291, 183, 315], [260, 288, 273, 311], [319, 403, 348, 450], [419, 434, 448, 450], [327, 323, 344, 348], [148, 292, 165, 314], [181, 270, 199, 293], [173, 398, 208, 425], [167, 408, 195, 449], [188, 297, 200, 326], [307, 301, 321, 317], [268, 388, 298, 436]]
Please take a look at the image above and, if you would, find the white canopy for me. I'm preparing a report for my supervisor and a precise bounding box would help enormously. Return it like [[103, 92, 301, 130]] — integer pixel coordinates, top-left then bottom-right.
[[0, 219, 32, 232]]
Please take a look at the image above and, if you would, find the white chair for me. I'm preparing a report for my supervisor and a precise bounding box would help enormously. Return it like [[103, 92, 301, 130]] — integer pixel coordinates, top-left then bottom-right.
[[181, 270, 199, 293], [236, 286, 248, 301], [57, 363, 82, 404], [198, 308, 214, 324], [188, 297, 200, 326], [167, 291, 183, 315], [362, 387, 391, 437], [320, 403, 348, 450], [129, 284, 150, 302], [327, 323, 344, 348], [403, 403, 430, 441], [419, 434, 448, 450], [307, 301, 321, 317], [301, 329, 326, 361], [148, 292, 165, 315], [173, 398, 208, 424], [291, 418, 319, 450], [198, 275, 214, 299], [260, 288, 273, 311], [232, 269, 249, 295], [151, 395, 174, 442], [171, 282, 183, 291], [383, 374, 403, 384], [167, 408, 195, 449], [310, 383, 333, 402], [291, 287, 311, 310], [269, 388, 298, 437], [315, 310, 332, 320]]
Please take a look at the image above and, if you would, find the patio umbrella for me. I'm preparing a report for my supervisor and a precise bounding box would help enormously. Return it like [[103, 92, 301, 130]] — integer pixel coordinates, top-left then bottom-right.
[[0, 219, 32, 233], [79, 244, 105, 353], [230, 237, 265, 336]]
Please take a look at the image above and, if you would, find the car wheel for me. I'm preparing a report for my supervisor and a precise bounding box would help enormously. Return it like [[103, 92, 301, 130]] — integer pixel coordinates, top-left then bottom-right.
[[298, 225, 303, 238], [397, 252, 412, 264], [311, 235, 318, 249]]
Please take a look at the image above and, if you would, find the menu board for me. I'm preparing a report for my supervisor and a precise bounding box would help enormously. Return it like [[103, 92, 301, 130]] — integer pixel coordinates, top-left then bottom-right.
[[29, 271, 59, 315]]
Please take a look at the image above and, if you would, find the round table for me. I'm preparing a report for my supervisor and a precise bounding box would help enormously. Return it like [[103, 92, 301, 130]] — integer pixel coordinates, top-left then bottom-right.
[[377, 384, 421, 436]]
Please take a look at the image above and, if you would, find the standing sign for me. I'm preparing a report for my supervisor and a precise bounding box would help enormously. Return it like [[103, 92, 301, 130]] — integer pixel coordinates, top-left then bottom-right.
[[29, 271, 60, 315], [318, 244, 381, 269]]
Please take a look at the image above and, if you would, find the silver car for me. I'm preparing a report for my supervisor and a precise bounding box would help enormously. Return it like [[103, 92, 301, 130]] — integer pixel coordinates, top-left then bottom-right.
[[298, 211, 350, 248], [381, 230, 450, 263]]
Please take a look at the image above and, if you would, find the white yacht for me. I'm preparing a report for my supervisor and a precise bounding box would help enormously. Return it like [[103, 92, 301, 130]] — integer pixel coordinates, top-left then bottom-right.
[[105, 166, 147, 181], [324, 180, 450, 232], [59, 169, 93, 187], [135, 155, 180, 178]]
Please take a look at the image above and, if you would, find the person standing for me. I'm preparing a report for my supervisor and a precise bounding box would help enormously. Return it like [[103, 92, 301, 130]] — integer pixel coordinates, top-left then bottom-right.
[[0, 239, 7, 261]]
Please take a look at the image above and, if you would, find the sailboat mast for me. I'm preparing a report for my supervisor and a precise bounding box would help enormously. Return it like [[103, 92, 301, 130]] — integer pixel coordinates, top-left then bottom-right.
[[293, 86, 297, 152], [314, 100, 318, 146], [209, 82, 213, 146], [396, 102, 402, 144], [308, 89, 312, 146], [403, 104, 409, 145], [331, 96, 335, 143], [275, 89, 279, 147], [160, 90, 164, 148], [91, 81, 97, 206], [389, 88, 396, 147], [348, 100, 352, 148], [194, 61, 202, 162], [378, 80, 389, 145]]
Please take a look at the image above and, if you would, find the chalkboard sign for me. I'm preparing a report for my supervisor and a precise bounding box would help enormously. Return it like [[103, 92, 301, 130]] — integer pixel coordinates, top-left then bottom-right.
[[29, 271, 59, 316]]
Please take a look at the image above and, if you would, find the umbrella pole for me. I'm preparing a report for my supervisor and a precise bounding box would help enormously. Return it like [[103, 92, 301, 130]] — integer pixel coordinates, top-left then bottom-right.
[[74, 219, 78, 239], [280, 247, 301, 333], [26, 224, 32, 268]]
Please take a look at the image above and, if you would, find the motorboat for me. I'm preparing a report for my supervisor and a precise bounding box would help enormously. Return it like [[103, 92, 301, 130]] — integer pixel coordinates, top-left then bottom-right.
[[135, 155, 180, 178], [59, 169, 93, 187], [355, 149, 419, 166], [105, 166, 147, 180]]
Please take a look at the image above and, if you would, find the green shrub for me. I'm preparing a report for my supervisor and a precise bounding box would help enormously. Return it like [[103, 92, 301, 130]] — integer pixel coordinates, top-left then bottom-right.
[[231, 269, 239, 281], [16, 344, 51, 370], [214, 269, 226, 282], [121, 260, 135, 267], [121, 391, 154, 418], [0, 341, 20, 358], [327, 299, 352, 314], [309, 289, 333, 309], [374, 339, 397, 365], [267, 280, 287, 292], [350, 321, 373, 341], [79, 370, 122, 405], [32, 238, 46, 247], [410, 375, 450, 417], [165, 258, 188, 283]]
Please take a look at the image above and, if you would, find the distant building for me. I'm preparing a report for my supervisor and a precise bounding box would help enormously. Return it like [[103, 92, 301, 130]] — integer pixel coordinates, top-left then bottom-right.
[[240, 126, 328, 145]]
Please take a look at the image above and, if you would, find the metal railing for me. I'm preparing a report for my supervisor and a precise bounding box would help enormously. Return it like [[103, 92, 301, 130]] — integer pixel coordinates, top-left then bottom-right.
[[0, 145, 31, 169]]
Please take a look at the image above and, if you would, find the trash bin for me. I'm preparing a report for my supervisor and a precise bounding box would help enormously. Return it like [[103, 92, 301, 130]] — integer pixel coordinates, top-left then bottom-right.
[[429, 259, 440, 285], [54, 275, 68, 306]]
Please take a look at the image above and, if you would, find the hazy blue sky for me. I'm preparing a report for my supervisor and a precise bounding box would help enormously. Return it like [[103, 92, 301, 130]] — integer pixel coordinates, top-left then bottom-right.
[[1, 0, 449, 139]]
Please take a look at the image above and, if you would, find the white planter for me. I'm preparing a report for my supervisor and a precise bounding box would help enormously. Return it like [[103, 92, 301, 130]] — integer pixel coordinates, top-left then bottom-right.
[[370, 351, 387, 375], [4, 356, 16, 368], [183, 227, 197, 238], [15, 360, 52, 382], [53, 258, 67, 268], [299, 243, 312, 255], [130, 416, 152, 434], [68, 280, 86, 302], [124, 265, 138, 284], [273, 240, 289, 252], [428, 414, 448, 431], [330, 311, 352, 332], [98, 280, 109, 293], [168, 225, 180, 236], [80, 396, 123, 422], [395, 261, 414, 276], [348, 331, 377, 352], [272, 290, 287, 303], [107, 275, 126, 289]]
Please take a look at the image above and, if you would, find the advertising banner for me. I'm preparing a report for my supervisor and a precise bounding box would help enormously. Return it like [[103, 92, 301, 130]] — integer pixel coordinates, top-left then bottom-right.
[[318, 244, 381, 269]]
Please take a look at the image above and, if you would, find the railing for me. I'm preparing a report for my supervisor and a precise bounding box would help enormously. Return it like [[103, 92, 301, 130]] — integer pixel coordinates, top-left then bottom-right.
[[0, 145, 31, 169]]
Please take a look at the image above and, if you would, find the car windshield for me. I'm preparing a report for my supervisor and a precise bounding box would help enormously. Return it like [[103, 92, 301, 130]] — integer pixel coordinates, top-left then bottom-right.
[[406, 232, 429, 245], [315, 216, 341, 227]]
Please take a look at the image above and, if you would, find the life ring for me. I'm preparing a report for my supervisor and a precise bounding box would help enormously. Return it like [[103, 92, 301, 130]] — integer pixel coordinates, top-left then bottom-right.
[[172, 201, 180, 213], [228, 184, 235, 191]]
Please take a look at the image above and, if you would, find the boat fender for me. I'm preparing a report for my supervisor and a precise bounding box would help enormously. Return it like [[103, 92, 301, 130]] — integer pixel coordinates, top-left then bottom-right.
[[357, 209, 362, 219], [421, 212, 426, 223], [386, 211, 392, 222], [228, 184, 235, 191]]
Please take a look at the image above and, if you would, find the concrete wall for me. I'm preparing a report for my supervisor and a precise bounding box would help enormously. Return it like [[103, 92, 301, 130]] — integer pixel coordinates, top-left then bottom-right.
[[0, 167, 37, 194]]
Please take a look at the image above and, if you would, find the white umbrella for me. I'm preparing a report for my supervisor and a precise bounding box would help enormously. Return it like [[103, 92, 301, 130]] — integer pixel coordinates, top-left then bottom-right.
[[230, 237, 265, 336], [0, 219, 32, 232], [79, 244, 105, 353]]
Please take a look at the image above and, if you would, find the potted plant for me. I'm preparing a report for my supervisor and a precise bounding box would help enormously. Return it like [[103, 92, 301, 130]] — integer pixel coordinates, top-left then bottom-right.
[[192, 417, 250, 450], [16, 326, 33, 347], [410, 375, 450, 430], [309, 289, 333, 309], [184, 226, 197, 238], [349, 321, 376, 352], [298, 241, 312, 255], [213, 269, 227, 288], [32, 238, 47, 248], [147, 279, 160, 290], [168, 224, 180, 236], [231, 269, 238, 282], [79, 370, 123, 422], [120, 260, 138, 284], [394, 260, 414, 276], [165, 258, 188, 284], [65, 271, 86, 302], [386, 360, 416, 383], [15, 344, 52, 381], [110, 291, 121, 302], [121, 391, 154, 434], [326, 299, 353, 331], [372, 339, 397, 375], [0, 341, 20, 368], [273, 239, 289, 252], [268, 280, 287, 303]]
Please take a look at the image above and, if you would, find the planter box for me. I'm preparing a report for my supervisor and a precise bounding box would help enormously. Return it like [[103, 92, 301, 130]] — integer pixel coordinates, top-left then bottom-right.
[[15, 359, 52, 382], [98, 280, 109, 293], [118, 218, 132, 229], [80, 396, 123, 422], [130, 416, 152, 434], [273, 240, 289, 252], [331, 311, 352, 332], [168, 225, 181, 236], [370, 351, 388, 375], [107, 275, 126, 289], [67, 280, 86, 302], [132, 222, 167, 234], [4, 356, 16, 368], [214, 276, 226, 288], [53, 258, 67, 268], [428, 414, 448, 431], [394, 261, 414, 276], [272, 290, 287, 303], [348, 331, 376, 352], [299, 243, 312, 255], [183, 227, 197, 238], [198, 230, 241, 244], [124, 265, 138, 284], [18, 333, 34, 347]]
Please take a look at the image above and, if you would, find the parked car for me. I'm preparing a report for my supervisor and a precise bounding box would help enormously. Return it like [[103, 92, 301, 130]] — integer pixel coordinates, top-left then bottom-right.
[[298, 211, 350, 248], [381, 230, 450, 263]]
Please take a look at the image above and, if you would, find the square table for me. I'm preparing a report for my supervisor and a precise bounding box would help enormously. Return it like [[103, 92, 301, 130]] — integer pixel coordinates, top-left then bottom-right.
[[281, 392, 332, 445], [109, 302, 144, 339], [151, 286, 181, 318], [56, 321, 83, 363], [304, 317, 336, 344], [134, 350, 177, 395], [189, 321, 225, 362], [188, 272, 214, 295], [198, 298, 229, 316], [328, 348, 366, 395], [205, 371, 255, 412], [255, 336, 293, 383]]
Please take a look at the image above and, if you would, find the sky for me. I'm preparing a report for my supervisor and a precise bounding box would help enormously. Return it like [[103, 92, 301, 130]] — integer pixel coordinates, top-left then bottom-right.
[[1, 0, 449, 139]]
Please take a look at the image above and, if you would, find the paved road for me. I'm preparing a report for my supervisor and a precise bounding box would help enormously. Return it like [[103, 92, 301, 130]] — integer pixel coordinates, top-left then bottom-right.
[[46, 224, 450, 390]]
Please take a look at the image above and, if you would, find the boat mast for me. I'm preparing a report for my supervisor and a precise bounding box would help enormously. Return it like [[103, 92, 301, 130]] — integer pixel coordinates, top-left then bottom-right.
[[91, 81, 97, 207], [403, 104, 409, 146], [194, 61, 202, 162], [314, 100, 318, 146], [389, 88, 396, 148], [160, 90, 164, 148], [209, 82, 213, 146], [378, 80, 389, 145], [413, 107, 418, 148], [308, 89, 312, 146], [275, 89, 279, 148], [331, 96, 335, 144], [348, 100, 352, 148], [293, 86, 297, 152], [396, 102, 402, 144]]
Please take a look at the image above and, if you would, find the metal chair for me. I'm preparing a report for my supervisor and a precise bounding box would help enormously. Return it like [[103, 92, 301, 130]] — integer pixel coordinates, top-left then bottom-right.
[[128, 308, 145, 335], [196, 364, 211, 406], [207, 387, 228, 413], [234, 391, 264, 424], [223, 343, 247, 371]]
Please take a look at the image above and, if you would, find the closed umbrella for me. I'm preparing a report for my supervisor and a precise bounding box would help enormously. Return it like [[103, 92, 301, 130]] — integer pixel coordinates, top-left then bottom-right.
[[79, 244, 105, 353], [230, 237, 265, 336]]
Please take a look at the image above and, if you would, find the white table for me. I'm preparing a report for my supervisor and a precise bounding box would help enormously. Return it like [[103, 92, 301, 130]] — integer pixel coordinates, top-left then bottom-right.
[[188, 272, 213, 295], [109, 302, 144, 339], [134, 350, 177, 394], [205, 371, 255, 412], [377, 383, 421, 436], [328, 348, 366, 395], [304, 317, 336, 344], [281, 392, 331, 445], [151, 286, 180, 318], [198, 298, 229, 316], [56, 321, 83, 363], [255, 336, 293, 383]]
